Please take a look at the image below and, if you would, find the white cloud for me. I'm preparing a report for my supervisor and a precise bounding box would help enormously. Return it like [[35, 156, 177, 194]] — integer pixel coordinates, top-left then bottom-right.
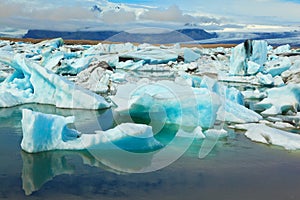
[[1, 0, 300, 32], [140, 5, 221, 24], [101, 9, 137, 24]]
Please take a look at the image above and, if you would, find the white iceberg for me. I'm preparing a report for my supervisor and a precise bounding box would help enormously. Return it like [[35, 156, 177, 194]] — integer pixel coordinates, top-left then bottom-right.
[[204, 129, 228, 139], [75, 64, 112, 94], [255, 84, 300, 115], [273, 44, 291, 54], [281, 60, 300, 84], [0, 54, 110, 109], [116, 60, 145, 70], [217, 100, 262, 123], [236, 123, 300, 150], [21, 109, 162, 153], [242, 89, 267, 99], [266, 57, 291, 77], [177, 126, 205, 139], [247, 61, 261, 75], [83, 42, 137, 56], [120, 47, 178, 64], [273, 76, 285, 87], [256, 72, 274, 86]]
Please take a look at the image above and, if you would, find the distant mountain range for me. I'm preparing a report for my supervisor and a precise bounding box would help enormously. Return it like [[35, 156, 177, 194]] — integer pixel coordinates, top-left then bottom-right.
[[21, 28, 300, 46], [23, 29, 217, 44], [24, 30, 120, 41]]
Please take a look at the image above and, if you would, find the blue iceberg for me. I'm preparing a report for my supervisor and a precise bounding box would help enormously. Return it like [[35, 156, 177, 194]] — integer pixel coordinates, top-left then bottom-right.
[[21, 109, 162, 153], [266, 57, 291, 77], [0, 54, 110, 109], [111, 78, 261, 128], [111, 79, 221, 128], [184, 48, 201, 63], [230, 40, 267, 75]]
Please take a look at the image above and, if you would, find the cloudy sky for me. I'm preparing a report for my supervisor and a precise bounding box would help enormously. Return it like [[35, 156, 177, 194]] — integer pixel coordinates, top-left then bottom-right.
[[1, 0, 300, 32]]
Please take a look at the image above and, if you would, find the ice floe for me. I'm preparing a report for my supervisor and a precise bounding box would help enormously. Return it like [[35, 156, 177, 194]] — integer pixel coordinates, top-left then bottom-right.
[[21, 109, 162, 153], [234, 123, 300, 150], [255, 84, 300, 115]]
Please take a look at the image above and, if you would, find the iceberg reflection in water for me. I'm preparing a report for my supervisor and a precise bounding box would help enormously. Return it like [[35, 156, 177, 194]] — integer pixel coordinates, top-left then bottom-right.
[[21, 148, 161, 195]]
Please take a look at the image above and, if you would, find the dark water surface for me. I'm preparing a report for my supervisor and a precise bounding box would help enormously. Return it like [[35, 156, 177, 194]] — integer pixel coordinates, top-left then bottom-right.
[[1, 105, 300, 200]]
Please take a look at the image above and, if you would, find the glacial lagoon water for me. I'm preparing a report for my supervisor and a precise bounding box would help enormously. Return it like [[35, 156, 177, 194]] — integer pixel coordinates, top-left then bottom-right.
[[1, 104, 300, 200]]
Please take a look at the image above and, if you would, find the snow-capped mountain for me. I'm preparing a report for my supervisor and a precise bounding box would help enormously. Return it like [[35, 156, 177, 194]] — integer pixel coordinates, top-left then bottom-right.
[[88, 0, 151, 18]]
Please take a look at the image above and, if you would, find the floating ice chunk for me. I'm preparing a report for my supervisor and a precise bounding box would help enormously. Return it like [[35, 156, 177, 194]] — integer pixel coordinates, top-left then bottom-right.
[[110, 72, 127, 83], [36, 38, 64, 49], [290, 59, 300, 71], [110, 80, 221, 128], [242, 89, 267, 99], [56, 56, 92, 75], [21, 109, 162, 153], [217, 100, 262, 123], [278, 112, 300, 127], [266, 116, 283, 122], [229, 43, 246, 75], [204, 129, 228, 139], [75, 64, 112, 94], [42, 51, 64, 71], [273, 76, 285, 87], [185, 62, 198, 72], [247, 61, 261, 75], [177, 126, 205, 139], [282, 62, 300, 84], [184, 48, 201, 63], [274, 44, 291, 54], [116, 60, 145, 70], [0, 55, 110, 109], [108, 43, 137, 54], [178, 71, 202, 88], [229, 40, 267, 75], [83, 42, 137, 56], [255, 84, 300, 115], [224, 86, 245, 105], [120, 47, 178, 64], [241, 123, 300, 150], [257, 72, 274, 86], [200, 75, 217, 91], [200, 76, 244, 105], [272, 121, 295, 129], [266, 57, 291, 77], [250, 40, 268, 66], [21, 109, 80, 153]]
